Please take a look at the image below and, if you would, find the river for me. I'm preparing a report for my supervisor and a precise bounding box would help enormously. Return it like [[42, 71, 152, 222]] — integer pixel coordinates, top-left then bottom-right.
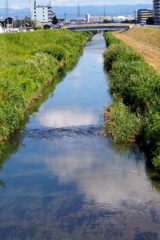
[[0, 33, 160, 240]]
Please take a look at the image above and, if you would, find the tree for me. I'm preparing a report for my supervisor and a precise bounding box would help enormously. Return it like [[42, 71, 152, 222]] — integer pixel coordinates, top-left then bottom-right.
[[24, 20, 36, 28], [103, 19, 112, 23], [5, 17, 13, 25], [130, 19, 137, 24], [0, 21, 4, 27], [52, 16, 58, 25], [121, 19, 130, 23], [121, 19, 137, 24], [146, 17, 154, 25]]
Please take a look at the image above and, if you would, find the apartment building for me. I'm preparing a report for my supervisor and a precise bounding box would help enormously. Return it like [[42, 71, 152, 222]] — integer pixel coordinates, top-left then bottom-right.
[[86, 14, 111, 23], [153, 0, 160, 24], [137, 9, 153, 23], [30, 0, 54, 25]]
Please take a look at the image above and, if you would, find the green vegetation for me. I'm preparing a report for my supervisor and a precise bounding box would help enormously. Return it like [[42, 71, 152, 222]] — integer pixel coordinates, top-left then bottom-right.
[[103, 19, 112, 23], [104, 31, 160, 169], [120, 19, 137, 24], [146, 17, 154, 25], [0, 69, 68, 172], [52, 16, 58, 25], [104, 100, 141, 143], [0, 29, 94, 144]]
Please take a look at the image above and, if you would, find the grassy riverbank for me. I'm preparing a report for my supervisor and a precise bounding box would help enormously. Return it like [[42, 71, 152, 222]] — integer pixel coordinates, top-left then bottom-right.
[[103, 31, 160, 169], [0, 29, 94, 143], [113, 27, 160, 73]]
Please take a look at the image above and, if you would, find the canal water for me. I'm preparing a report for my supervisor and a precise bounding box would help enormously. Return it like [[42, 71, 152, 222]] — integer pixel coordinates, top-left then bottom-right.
[[0, 33, 160, 240]]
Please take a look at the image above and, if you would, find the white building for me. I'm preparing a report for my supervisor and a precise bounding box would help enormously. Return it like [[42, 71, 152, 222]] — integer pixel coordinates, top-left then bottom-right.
[[0, 23, 3, 33], [30, 0, 54, 25], [86, 14, 111, 23]]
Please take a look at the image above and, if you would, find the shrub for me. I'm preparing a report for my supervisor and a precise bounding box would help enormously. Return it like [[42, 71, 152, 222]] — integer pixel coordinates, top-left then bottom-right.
[[31, 45, 67, 61], [142, 113, 160, 168], [104, 100, 142, 143], [104, 43, 142, 70]]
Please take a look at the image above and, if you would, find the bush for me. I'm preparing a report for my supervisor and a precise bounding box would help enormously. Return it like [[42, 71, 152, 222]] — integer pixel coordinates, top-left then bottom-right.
[[142, 113, 160, 168], [104, 42, 142, 70], [31, 45, 67, 61], [108, 60, 160, 114], [104, 100, 142, 143]]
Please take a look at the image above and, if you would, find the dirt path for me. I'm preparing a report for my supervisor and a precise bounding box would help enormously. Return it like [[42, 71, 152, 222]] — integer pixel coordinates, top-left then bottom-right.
[[113, 28, 160, 73]]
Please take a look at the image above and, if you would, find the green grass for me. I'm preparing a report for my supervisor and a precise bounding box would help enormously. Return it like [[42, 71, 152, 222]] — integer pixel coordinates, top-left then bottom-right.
[[0, 29, 94, 140], [104, 100, 142, 143], [103, 31, 160, 169]]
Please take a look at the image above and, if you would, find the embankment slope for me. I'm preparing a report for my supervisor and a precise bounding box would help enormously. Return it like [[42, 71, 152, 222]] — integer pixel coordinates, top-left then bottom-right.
[[113, 27, 160, 73]]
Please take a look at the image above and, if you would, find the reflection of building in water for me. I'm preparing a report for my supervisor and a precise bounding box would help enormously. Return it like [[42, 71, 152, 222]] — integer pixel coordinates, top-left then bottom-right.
[[30, 0, 54, 25]]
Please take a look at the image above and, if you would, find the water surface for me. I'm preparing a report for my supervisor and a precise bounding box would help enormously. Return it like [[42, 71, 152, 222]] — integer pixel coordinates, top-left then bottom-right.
[[0, 33, 160, 240]]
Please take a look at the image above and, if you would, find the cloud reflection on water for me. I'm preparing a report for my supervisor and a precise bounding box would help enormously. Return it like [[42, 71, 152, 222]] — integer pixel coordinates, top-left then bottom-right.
[[43, 135, 156, 208], [36, 107, 99, 128]]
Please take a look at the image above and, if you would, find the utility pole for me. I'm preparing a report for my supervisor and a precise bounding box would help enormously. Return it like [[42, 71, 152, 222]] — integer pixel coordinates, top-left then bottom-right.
[[130, 8, 133, 19], [117, 7, 120, 17], [78, 4, 80, 19], [104, 6, 106, 17], [6, 0, 9, 28], [15, 16, 18, 28], [6, 0, 9, 18]]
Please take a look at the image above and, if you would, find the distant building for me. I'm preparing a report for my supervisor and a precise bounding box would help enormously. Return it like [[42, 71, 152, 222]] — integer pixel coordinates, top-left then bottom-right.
[[153, 0, 160, 24], [137, 9, 153, 23], [0, 23, 3, 33], [86, 14, 111, 23], [57, 18, 65, 24], [112, 16, 127, 22], [30, 0, 54, 25]]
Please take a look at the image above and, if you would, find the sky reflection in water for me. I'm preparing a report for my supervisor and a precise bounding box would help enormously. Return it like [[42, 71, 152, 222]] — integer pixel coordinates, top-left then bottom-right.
[[0, 33, 160, 240], [36, 106, 99, 127], [42, 134, 156, 208], [28, 32, 112, 129]]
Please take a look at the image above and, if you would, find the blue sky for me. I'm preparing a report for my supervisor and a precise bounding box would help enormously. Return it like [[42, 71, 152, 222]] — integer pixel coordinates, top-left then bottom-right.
[[5, 0, 153, 9]]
